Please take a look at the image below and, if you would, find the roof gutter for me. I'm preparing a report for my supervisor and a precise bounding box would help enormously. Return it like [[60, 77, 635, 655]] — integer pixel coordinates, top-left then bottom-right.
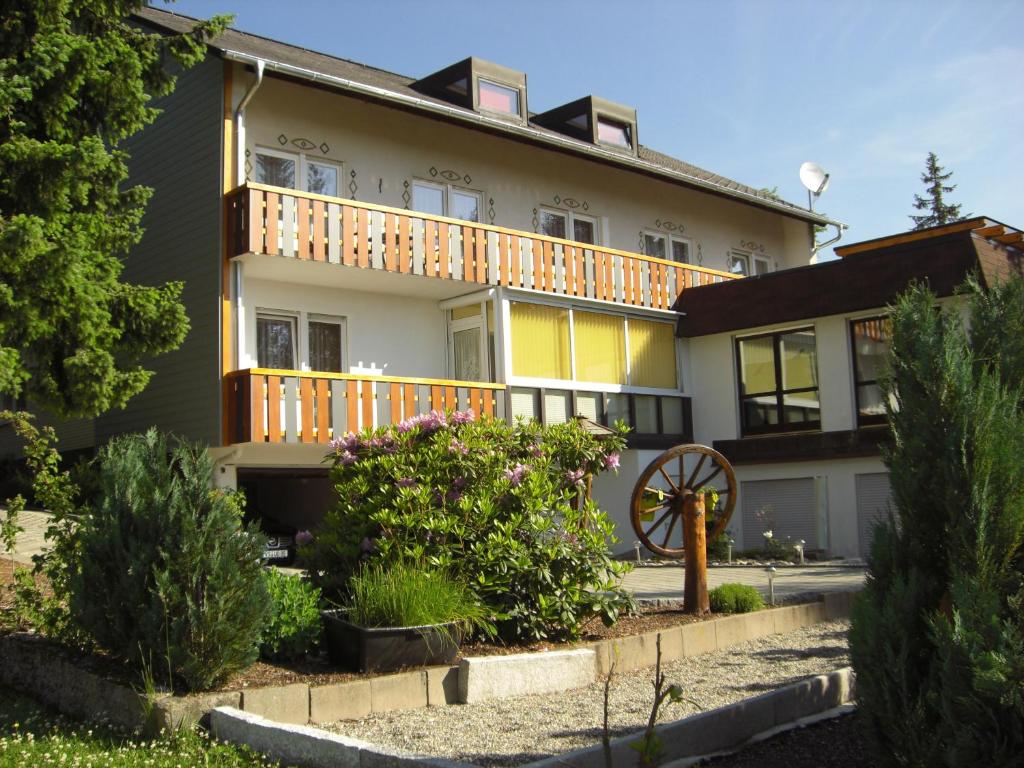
[[219, 49, 842, 228]]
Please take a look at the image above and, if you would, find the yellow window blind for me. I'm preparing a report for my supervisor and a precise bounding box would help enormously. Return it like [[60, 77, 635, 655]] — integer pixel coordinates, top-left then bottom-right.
[[574, 311, 626, 384], [780, 330, 818, 389], [510, 302, 571, 379], [738, 336, 777, 394], [628, 319, 677, 388]]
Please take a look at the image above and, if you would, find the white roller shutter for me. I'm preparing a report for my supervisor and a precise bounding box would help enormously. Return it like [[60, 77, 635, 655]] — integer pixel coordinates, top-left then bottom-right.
[[740, 478, 817, 550], [856, 472, 892, 558]]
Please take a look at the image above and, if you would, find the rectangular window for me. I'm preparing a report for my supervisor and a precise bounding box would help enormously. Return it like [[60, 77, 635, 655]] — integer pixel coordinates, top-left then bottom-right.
[[477, 79, 520, 116], [308, 319, 344, 373], [851, 316, 891, 426], [754, 256, 770, 275], [540, 207, 600, 245], [254, 148, 340, 196], [510, 302, 571, 379], [644, 232, 692, 264], [573, 311, 626, 384], [255, 151, 296, 189], [413, 180, 481, 222], [729, 252, 750, 276], [596, 117, 632, 149], [628, 318, 677, 389], [737, 328, 820, 435], [256, 314, 297, 370]]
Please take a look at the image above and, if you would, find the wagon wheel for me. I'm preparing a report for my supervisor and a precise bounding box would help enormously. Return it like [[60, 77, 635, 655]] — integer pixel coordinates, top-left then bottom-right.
[[629, 444, 737, 559]]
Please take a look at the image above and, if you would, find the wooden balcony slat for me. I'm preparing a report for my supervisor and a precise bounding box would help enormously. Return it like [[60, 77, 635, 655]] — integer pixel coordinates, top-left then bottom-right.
[[384, 211, 396, 271], [483, 389, 494, 417], [265, 192, 279, 256], [438, 222, 450, 279], [312, 200, 325, 261], [266, 375, 282, 442], [399, 215, 412, 274], [403, 383, 416, 419], [296, 196, 310, 261], [424, 219, 438, 277], [299, 377, 314, 443], [361, 380, 373, 430], [251, 373, 265, 442], [346, 380, 358, 433], [356, 208, 369, 268], [342, 205, 355, 266], [475, 229, 486, 283], [315, 378, 330, 442]]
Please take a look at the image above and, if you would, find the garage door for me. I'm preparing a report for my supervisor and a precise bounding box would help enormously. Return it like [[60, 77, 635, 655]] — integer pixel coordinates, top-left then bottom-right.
[[856, 472, 892, 558], [741, 478, 817, 551]]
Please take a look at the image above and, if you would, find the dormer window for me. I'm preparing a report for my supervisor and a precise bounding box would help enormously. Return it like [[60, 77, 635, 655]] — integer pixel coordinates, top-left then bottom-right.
[[478, 79, 520, 116], [412, 57, 527, 123], [533, 96, 639, 156], [597, 117, 632, 149]]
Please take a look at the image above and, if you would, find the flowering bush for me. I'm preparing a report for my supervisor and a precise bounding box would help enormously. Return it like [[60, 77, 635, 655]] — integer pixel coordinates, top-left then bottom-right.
[[301, 411, 634, 642]]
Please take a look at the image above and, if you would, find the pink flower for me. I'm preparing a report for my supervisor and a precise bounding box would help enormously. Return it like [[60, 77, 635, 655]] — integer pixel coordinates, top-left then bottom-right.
[[450, 409, 476, 425], [503, 463, 529, 487], [448, 439, 469, 455], [603, 452, 620, 470], [329, 432, 361, 453], [337, 450, 357, 466], [396, 477, 416, 488], [566, 468, 586, 486], [295, 530, 314, 546]]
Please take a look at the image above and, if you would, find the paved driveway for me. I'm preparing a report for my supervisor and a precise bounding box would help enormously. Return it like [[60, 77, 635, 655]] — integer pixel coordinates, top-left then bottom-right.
[[0, 508, 51, 565], [621, 563, 865, 602]]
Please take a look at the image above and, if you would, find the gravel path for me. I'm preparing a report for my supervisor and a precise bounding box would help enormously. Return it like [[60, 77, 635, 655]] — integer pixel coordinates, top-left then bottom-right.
[[327, 620, 851, 767]]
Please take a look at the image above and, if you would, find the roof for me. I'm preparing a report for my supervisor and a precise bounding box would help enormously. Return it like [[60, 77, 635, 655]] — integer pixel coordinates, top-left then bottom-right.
[[674, 217, 1024, 337], [133, 6, 839, 228]]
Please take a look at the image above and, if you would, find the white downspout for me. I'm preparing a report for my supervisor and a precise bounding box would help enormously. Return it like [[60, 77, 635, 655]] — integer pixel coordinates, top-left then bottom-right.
[[233, 59, 265, 187], [811, 223, 847, 261]]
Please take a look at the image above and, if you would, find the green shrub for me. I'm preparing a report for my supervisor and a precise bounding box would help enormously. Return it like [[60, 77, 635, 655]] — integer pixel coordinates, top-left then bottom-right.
[[301, 412, 635, 642], [260, 569, 323, 661], [850, 278, 1024, 767], [709, 583, 764, 613], [347, 561, 490, 633], [68, 430, 270, 691]]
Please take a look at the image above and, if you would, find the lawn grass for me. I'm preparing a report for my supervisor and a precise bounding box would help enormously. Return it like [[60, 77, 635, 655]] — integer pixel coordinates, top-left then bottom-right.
[[0, 685, 280, 767]]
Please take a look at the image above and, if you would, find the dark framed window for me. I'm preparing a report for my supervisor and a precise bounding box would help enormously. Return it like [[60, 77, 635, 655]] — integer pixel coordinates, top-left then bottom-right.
[[736, 328, 820, 435], [850, 316, 891, 426]]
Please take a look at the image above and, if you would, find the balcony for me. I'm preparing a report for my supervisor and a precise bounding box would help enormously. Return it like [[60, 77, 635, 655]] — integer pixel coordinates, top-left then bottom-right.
[[224, 368, 506, 445], [226, 183, 738, 310]]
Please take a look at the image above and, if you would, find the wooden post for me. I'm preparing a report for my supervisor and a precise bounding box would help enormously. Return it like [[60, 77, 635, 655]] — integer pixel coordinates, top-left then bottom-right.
[[683, 492, 709, 615]]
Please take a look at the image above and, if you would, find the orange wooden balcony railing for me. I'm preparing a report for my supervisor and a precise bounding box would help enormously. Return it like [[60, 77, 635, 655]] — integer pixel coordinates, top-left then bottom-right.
[[225, 368, 506, 445], [226, 183, 738, 311]]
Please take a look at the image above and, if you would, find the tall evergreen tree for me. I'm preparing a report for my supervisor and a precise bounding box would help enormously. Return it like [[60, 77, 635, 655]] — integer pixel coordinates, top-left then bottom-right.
[[0, 2, 228, 418], [910, 151, 967, 230]]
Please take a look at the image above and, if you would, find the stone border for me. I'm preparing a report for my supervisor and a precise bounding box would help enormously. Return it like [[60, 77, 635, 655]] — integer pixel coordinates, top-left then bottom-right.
[[0, 591, 857, 732], [522, 667, 857, 768], [208, 668, 855, 768]]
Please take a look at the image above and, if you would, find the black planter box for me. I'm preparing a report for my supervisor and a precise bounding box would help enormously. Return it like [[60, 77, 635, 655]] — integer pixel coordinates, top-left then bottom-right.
[[322, 610, 461, 673]]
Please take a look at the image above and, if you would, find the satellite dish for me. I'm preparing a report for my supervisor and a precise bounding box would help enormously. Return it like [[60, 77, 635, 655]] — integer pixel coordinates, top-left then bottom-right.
[[799, 162, 830, 210]]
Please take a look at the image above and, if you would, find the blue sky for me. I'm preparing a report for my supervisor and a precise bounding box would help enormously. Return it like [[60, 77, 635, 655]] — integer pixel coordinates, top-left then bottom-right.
[[168, 0, 1024, 258]]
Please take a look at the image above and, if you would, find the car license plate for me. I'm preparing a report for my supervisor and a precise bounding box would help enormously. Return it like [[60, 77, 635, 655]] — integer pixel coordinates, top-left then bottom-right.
[[264, 549, 289, 559]]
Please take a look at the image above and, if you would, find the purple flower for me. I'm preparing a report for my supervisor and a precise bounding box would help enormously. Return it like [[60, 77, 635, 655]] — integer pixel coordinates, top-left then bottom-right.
[[528, 443, 544, 458], [360, 537, 376, 554], [448, 439, 469, 455], [603, 452, 620, 470], [337, 450, 357, 466], [566, 468, 586, 486], [446, 490, 463, 504], [452, 476, 467, 490], [329, 432, 361, 453], [396, 476, 416, 488], [295, 530, 314, 547], [450, 409, 476, 425], [503, 463, 529, 487], [368, 435, 397, 453]]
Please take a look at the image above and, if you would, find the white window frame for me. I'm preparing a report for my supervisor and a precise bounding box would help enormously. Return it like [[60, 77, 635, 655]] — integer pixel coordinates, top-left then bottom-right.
[[447, 302, 491, 382], [753, 255, 772, 275], [729, 250, 751, 276], [643, 230, 693, 264], [307, 313, 348, 373], [255, 310, 299, 370], [505, 297, 680, 395], [476, 77, 523, 119], [412, 179, 483, 222], [253, 146, 343, 197], [539, 205, 601, 246], [254, 309, 349, 373]]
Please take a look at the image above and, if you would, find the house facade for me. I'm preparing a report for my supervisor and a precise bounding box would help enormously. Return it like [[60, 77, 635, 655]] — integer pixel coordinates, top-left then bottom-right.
[[10, 9, 1021, 559]]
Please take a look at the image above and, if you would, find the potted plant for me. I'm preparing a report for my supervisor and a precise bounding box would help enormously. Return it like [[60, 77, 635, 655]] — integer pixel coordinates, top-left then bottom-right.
[[322, 562, 489, 673]]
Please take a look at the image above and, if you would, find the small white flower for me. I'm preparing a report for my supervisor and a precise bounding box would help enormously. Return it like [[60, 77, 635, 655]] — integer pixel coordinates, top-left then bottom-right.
[[763, 530, 774, 539]]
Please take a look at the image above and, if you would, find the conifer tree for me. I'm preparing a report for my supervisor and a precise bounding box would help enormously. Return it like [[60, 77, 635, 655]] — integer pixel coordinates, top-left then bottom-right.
[[0, 2, 227, 418], [910, 151, 967, 230]]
